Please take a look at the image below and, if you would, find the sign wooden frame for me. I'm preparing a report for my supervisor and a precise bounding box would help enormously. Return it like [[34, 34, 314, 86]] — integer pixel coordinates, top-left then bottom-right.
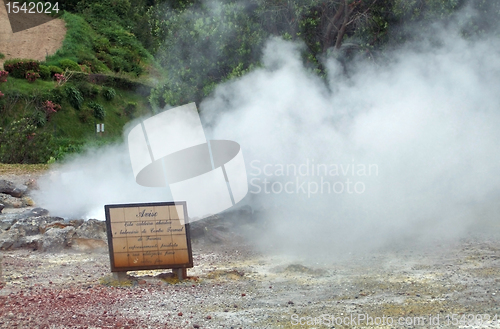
[[105, 201, 193, 272]]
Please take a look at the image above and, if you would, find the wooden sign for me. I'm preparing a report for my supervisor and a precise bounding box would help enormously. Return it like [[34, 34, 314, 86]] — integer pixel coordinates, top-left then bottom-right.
[[104, 202, 193, 272]]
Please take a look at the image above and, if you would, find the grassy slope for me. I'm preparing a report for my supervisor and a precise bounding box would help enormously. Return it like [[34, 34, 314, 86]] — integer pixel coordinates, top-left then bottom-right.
[[1, 76, 152, 141], [1, 10, 156, 154], [51, 88, 150, 140]]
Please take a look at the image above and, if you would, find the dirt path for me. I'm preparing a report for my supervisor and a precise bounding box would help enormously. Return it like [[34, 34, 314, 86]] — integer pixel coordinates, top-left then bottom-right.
[[0, 0, 66, 68]]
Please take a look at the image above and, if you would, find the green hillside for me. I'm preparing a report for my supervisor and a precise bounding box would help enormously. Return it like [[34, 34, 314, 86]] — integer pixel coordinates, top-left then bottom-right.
[[1, 0, 499, 164], [0, 2, 158, 163]]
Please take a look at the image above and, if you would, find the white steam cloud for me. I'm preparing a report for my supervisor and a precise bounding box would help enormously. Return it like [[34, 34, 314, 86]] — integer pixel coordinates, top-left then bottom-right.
[[35, 8, 500, 257]]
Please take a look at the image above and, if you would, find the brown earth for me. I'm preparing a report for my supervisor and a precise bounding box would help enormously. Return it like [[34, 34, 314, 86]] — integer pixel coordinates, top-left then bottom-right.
[[0, 0, 66, 68]]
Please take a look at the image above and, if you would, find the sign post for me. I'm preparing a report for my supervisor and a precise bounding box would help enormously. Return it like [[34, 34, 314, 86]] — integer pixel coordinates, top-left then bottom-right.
[[96, 123, 104, 137], [104, 201, 193, 280]]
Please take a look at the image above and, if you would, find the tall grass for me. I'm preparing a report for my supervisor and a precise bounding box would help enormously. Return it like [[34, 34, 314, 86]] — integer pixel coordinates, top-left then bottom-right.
[[1, 5, 155, 163], [45, 12, 98, 66]]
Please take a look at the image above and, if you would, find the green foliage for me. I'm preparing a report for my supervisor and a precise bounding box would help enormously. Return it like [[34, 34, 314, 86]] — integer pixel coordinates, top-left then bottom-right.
[[48, 65, 64, 77], [38, 65, 51, 80], [147, 0, 398, 107], [48, 137, 86, 163], [88, 101, 106, 120], [102, 87, 116, 101], [48, 87, 64, 104], [124, 101, 137, 119], [76, 0, 157, 52], [392, 0, 462, 21], [75, 82, 99, 99], [45, 13, 96, 65], [31, 110, 47, 128], [3, 59, 40, 79], [79, 55, 109, 73], [151, 1, 266, 106], [0, 118, 54, 164], [58, 59, 81, 72], [0, 53, 5, 60], [45, 11, 149, 76], [78, 108, 93, 123], [90, 85, 100, 98], [4, 0, 494, 164], [65, 86, 84, 110], [25, 70, 41, 82], [93, 36, 111, 52]]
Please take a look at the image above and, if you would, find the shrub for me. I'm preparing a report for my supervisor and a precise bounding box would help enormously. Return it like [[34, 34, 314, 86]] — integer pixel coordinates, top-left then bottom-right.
[[39, 65, 51, 80], [0, 70, 8, 83], [76, 82, 99, 98], [124, 101, 137, 119], [88, 101, 105, 120], [3, 59, 40, 79], [49, 138, 86, 163], [0, 71, 8, 102], [81, 64, 93, 74], [65, 86, 84, 110], [90, 85, 100, 98], [25, 70, 40, 82], [69, 72, 88, 83], [93, 36, 111, 52], [0, 53, 5, 59], [76, 82, 93, 98], [49, 65, 64, 77], [32, 110, 47, 128], [0, 118, 54, 164], [102, 87, 116, 101], [42, 100, 61, 119], [86, 59, 109, 73], [54, 73, 66, 86], [49, 88, 64, 103], [58, 59, 81, 72]]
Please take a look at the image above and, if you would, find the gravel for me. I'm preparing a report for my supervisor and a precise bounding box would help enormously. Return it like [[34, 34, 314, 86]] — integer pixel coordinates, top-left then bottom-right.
[[1, 234, 500, 329]]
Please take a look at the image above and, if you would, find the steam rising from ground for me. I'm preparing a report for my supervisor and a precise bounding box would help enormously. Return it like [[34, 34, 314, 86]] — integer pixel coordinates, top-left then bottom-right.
[[35, 8, 500, 257], [201, 18, 500, 255], [33, 140, 174, 220]]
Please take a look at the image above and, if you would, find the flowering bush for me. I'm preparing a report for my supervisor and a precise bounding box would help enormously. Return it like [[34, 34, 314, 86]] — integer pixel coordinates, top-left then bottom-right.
[[26, 70, 40, 82], [0, 70, 6, 99], [3, 59, 40, 79], [0, 118, 54, 164], [0, 70, 8, 83], [54, 73, 66, 85], [43, 100, 61, 118]]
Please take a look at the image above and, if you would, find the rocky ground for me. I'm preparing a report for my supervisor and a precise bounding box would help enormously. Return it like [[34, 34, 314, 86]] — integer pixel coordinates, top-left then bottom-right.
[[1, 174, 500, 329]]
